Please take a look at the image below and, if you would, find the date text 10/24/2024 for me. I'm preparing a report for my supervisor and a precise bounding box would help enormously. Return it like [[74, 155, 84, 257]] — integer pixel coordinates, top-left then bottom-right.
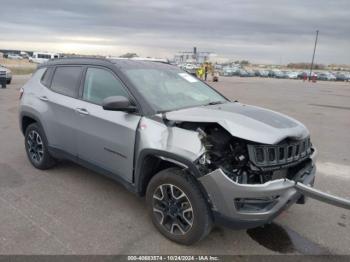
[[127, 256, 220, 261]]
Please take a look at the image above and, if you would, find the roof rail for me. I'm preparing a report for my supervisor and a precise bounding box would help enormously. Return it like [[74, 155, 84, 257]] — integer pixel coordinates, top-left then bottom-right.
[[59, 56, 107, 60], [108, 57, 169, 63]]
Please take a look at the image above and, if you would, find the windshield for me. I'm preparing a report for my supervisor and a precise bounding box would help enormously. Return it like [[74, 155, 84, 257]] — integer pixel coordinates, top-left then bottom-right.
[[122, 67, 227, 112]]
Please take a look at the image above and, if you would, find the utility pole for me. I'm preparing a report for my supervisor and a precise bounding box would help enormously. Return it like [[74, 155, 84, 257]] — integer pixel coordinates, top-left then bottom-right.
[[309, 30, 319, 80]]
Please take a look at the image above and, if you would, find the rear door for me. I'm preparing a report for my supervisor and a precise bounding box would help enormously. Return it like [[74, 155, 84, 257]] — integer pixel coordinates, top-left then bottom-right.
[[43, 66, 83, 156], [74, 66, 141, 182]]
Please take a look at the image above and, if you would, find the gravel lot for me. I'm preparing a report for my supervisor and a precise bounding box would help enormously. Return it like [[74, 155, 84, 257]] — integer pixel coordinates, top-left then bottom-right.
[[0, 75, 349, 255]]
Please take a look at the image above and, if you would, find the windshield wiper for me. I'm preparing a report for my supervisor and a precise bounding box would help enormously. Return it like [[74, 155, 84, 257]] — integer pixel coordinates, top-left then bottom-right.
[[203, 101, 226, 106]]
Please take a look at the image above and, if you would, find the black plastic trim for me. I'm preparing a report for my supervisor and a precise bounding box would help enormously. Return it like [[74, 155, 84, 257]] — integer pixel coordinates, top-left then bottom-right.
[[213, 189, 306, 230], [19, 112, 44, 135], [48, 146, 138, 194]]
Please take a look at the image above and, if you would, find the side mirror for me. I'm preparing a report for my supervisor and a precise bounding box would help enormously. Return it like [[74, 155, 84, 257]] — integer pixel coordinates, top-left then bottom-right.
[[102, 96, 137, 113]]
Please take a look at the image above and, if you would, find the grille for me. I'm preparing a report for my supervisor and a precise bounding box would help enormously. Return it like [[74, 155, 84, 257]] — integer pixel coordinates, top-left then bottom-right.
[[0, 70, 6, 76], [247, 137, 312, 168]]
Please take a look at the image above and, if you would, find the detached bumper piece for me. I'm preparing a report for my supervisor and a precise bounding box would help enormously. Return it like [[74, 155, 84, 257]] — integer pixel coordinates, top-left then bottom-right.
[[199, 162, 350, 229], [295, 182, 350, 210]]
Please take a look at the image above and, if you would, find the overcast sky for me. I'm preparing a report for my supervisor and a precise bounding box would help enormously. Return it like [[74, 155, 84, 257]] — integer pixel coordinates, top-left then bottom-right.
[[0, 0, 349, 64]]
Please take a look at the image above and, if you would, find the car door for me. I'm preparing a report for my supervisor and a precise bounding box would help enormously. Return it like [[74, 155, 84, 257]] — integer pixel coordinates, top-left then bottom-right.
[[42, 66, 83, 156], [75, 66, 141, 182]]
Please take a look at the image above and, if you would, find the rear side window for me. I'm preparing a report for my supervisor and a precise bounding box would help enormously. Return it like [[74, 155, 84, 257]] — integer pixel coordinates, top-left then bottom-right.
[[40, 67, 54, 87], [51, 66, 82, 97]]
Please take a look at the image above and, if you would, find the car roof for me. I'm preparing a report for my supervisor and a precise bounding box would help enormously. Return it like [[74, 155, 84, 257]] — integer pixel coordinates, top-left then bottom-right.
[[37, 57, 113, 68], [38, 57, 171, 70]]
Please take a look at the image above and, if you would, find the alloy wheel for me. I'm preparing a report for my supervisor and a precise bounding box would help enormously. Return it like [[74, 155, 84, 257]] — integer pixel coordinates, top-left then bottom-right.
[[152, 184, 194, 235], [27, 130, 44, 164]]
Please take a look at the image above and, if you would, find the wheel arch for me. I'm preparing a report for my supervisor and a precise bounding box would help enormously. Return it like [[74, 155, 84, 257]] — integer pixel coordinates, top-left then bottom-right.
[[134, 149, 202, 196], [20, 112, 43, 135]]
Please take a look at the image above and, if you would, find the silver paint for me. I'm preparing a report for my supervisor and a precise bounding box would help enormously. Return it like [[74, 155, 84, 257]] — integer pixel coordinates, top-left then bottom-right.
[[166, 102, 310, 144]]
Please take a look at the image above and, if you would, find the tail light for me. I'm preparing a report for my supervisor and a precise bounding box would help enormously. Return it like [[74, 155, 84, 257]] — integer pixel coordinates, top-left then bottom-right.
[[19, 87, 24, 100]]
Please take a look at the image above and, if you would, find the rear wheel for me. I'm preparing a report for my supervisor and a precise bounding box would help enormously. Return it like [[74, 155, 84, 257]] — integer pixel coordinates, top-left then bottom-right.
[[24, 123, 56, 170], [146, 168, 212, 245]]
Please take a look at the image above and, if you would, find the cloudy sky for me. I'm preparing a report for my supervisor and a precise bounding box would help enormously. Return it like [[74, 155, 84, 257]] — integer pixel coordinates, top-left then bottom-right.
[[0, 0, 349, 64]]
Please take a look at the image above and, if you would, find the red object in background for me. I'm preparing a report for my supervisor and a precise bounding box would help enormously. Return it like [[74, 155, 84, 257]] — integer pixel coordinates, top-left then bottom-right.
[[303, 74, 307, 81], [312, 74, 317, 83]]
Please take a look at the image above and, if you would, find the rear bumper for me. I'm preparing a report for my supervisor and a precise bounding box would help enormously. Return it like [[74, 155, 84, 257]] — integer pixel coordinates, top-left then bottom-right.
[[199, 157, 316, 229]]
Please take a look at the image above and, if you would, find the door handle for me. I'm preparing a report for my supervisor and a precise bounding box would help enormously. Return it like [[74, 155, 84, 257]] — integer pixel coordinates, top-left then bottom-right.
[[75, 108, 89, 115], [39, 96, 49, 101]]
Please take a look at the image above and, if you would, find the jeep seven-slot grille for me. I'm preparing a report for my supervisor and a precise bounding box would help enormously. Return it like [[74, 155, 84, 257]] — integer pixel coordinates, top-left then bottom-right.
[[247, 137, 312, 168]]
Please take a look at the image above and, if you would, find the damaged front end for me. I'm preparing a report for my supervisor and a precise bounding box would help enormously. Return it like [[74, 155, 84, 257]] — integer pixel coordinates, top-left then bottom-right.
[[178, 122, 314, 185], [140, 105, 349, 228], [175, 122, 317, 228]]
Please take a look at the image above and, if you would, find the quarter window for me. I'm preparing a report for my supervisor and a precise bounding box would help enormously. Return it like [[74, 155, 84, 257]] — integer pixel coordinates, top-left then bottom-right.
[[51, 66, 83, 97], [83, 67, 128, 104], [40, 67, 54, 87]]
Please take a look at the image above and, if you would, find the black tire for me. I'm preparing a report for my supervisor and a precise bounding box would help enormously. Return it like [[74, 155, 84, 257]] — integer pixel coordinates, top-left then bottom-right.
[[24, 123, 56, 170], [146, 168, 212, 245], [7, 79, 11, 85]]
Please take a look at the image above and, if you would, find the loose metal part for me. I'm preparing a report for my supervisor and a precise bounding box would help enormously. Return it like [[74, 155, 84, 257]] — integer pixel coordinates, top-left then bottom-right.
[[295, 182, 350, 210]]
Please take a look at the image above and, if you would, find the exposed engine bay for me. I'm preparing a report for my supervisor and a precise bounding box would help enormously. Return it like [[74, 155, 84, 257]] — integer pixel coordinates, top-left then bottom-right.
[[177, 122, 312, 185]]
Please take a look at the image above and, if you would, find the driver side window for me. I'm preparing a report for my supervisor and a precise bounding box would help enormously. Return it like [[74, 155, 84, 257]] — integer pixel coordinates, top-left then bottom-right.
[[83, 67, 129, 105]]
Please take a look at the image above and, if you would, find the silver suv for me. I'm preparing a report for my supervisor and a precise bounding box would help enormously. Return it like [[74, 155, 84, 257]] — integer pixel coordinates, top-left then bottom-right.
[[19, 58, 317, 245]]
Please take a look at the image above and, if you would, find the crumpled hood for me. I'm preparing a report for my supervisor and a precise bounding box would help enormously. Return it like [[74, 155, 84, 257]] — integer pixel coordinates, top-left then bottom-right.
[[166, 102, 309, 144]]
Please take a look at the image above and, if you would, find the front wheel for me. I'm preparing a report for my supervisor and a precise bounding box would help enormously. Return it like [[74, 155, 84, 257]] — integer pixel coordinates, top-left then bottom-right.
[[146, 168, 212, 245]]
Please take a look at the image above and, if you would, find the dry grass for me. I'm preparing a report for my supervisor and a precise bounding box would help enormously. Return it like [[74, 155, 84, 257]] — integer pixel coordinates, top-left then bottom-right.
[[0, 58, 37, 75]]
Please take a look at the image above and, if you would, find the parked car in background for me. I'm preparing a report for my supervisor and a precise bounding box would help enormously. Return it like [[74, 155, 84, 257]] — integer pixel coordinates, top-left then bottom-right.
[[0, 64, 12, 84], [285, 71, 299, 79], [268, 70, 276, 78], [246, 70, 255, 77], [239, 69, 249, 77], [183, 64, 198, 76], [274, 70, 286, 79], [254, 70, 262, 77], [220, 67, 239, 76], [298, 71, 317, 80], [259, 70, 269, 77], [335, 72, 350, 82], [310, 72, 318, 80], [7, 53, 23, 60], [346, 73, 350, 81], [318, 72, 336, 81], [298, 71, 307, 79]]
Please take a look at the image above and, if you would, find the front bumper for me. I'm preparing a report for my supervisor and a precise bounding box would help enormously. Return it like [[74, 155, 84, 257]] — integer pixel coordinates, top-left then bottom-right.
[[199, 158, 316, 229]]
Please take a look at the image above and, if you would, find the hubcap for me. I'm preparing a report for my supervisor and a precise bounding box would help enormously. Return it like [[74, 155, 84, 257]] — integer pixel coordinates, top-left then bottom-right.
[[152, 184, 193, 235], [27, 130, 44, 164]]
